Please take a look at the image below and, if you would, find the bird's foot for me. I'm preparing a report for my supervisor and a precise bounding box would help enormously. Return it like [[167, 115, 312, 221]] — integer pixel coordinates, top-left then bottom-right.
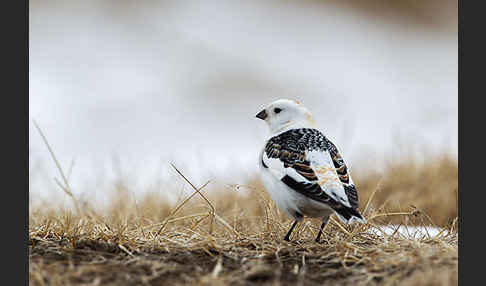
[[315, 238, 329, 244]]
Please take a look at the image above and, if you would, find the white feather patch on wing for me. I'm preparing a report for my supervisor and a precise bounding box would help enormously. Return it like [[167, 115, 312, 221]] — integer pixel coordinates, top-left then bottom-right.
[[307, 150, 352, 208], [262, 154, 306, 183]]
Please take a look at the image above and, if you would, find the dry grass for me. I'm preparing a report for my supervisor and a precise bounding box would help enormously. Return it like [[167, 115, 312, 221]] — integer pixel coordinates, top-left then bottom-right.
[[353, 153, 458, 227], [29, 154, 458, 286]]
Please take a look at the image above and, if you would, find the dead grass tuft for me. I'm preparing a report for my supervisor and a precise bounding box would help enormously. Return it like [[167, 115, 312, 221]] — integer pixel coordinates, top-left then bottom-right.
[[355, 154, 458, 227]]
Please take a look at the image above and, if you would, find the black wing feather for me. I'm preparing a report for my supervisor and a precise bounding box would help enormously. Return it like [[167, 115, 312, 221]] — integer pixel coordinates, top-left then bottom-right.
[[326, 140, 359, 209], [281, 175, 363, 220]]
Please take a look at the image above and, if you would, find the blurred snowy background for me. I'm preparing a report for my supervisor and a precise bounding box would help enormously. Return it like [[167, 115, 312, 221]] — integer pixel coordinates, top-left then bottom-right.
[[29, 0, 457, 203]]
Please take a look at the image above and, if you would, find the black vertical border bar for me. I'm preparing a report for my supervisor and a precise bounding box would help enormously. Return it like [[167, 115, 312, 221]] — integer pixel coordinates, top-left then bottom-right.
[[1, 0, 29, 285], [25, 0, 30, 284], [459, 0, 486, 285]]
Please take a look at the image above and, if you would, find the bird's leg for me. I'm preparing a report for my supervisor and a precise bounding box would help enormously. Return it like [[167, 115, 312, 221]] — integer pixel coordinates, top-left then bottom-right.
[[284, 220, 299, 241], [315, 218, 328, 243]]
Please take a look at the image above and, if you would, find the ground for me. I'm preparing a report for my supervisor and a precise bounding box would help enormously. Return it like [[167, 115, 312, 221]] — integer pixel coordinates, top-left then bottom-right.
[[29, 155, 458, 285], [29, 221, 457, 286]]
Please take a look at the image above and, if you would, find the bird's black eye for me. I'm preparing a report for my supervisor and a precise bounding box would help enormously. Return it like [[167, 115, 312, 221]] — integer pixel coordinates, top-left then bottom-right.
[[274, 108, 282, 114]]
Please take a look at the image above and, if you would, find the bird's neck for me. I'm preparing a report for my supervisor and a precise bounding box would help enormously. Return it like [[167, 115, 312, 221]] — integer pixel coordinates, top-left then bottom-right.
[[270, 118, 316, 136]]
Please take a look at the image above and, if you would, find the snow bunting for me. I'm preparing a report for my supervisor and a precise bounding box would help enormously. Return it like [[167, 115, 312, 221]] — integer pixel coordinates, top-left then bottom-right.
[[255, 99, 366, 242]]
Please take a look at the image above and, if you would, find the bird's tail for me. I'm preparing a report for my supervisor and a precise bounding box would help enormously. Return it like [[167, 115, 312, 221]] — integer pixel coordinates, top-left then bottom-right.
[[334, 206, 367, 224]]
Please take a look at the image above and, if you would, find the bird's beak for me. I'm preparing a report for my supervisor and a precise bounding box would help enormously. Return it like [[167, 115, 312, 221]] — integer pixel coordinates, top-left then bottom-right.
[[255, 109, 268, 120]]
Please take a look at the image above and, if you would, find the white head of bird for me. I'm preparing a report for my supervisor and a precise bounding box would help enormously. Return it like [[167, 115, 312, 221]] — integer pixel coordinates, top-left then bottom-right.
[[255, 99, 316, 135]]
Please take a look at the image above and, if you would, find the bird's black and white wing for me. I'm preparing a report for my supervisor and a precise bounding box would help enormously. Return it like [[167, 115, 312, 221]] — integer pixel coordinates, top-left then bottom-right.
[[324, 139, 359, 209], [261, 128, 363, 222]]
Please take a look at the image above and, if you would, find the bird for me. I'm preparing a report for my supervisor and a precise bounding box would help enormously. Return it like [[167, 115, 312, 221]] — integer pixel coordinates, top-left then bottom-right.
[[255, 99, 366, 242]]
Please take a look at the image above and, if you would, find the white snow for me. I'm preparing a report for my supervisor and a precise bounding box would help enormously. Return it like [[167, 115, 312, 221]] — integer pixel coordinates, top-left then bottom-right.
[[369, 224, 452, 239]]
